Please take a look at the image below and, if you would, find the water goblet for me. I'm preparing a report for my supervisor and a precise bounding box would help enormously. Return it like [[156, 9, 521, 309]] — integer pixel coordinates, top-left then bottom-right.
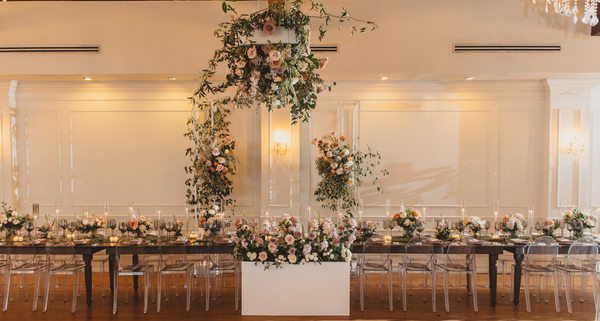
[[165, 221, 174, 240], [67, 221, 77, 241], [118, 221, 128, 238], [25, 221, 35, 240], [108, 219, 117, 236], [59, 219, 68, 238], [484, 220, 491, 236]]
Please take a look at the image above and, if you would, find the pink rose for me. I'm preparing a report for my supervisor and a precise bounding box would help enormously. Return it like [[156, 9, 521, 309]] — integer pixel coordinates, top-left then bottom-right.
[[226, 136, 232, 143], [331, 131, 337, 136], [247, 46, 257, 59], [256, 238, 264, 246], [319, 57, 329, 70], [269, 50, 281, 62], [258, 251, 268, 262], [339, 136, 347, 141], [248, 234, 256, 241], [212, 148, 220, 156], [285, 234, 295, 245], [288, 248, 296, 255], [261, 45, 270, 54], [349, 219, 357, 228], [241, 241, 248, 249], [308, 231, 317, 240], [235, 69, 244, 77], [349, 234, 356, 243], [205, 160, 212, 166], [263, 20, 276, 36], [330, 162, 338, 169], [317, 139, 324, 145], [216, 164, 224, 172], [293, 231, 302, 238], [269, 59, 282, 68], [303, 244, 312, 255], [268, 242, 278, 254], [275, 66, 285, 74], [235, 60, 246, 69], [332, 238, 341, 247], [326, 151, 333, 158], [281, 213, 291, 220], [321, 241, 329, 251]]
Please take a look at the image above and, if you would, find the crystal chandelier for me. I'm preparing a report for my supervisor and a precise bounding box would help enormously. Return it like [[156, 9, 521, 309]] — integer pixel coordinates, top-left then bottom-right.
[[534, 0, 599, 26]]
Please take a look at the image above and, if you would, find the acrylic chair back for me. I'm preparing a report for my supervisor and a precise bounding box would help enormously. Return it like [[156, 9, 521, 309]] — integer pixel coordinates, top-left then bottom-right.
[[524, 236, 558, 270], [567, 236, 598, 270], [362, 236, 391, 266], [115, 237, 149, 272], [5, 239, 39, 269], [404, 235, 434, 269], [45, 239, 77, 270], [444, 239, 476, 270]]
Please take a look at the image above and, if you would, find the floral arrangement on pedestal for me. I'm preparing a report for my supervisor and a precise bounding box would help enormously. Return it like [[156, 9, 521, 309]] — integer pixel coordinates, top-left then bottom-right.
[[312, 132, 388, 215], [392, 204, 423, 238], [127, 209, 154, 238], [192, 0, 377, 124], [501, 212, 526, 238], [541, 218, 561, 237], [563, 207, 597, 238], [76, 214, 105, 236], [185, 106, 240, 211], [231, 213, 357, 269], [37, 214, 55, 239], [198, 204, 232, 239], [0, 202, 33, 238], [465, 216, 485, 237], [434, 215, 451, 240]]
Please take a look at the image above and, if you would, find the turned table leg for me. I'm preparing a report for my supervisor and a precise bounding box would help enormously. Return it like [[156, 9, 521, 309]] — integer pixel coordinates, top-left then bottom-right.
[[489, 254, 498, 307]]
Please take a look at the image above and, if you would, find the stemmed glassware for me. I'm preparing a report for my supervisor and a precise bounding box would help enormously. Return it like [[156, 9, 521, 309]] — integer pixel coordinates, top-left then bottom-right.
[[457, 220, 465, 235], [118, 221, 128, 238], [484, 220, 491, 236], [535, 221, 542, 235], [59, 219, 68, 238], [108, 219, 117, 236], [451, 221, 458, 236], [67, 221, 77, 241], [25, 221, 35, 240], [159, 219, 166, 239], [165, 221, 174, 240]]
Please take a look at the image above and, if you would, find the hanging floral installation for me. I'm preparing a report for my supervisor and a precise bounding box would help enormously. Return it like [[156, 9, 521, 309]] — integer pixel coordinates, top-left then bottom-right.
[[311, 132, 388, 216], [190, 0, 377, 124]]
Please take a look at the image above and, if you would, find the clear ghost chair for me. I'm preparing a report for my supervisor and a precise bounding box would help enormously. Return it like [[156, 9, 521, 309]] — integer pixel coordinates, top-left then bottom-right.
[[205, 245, 240, 311], [112, 238, 155, 314], [357, 236, 393, 311], [557, 235, 598, 314], [436, 239, 478, 312], [398, 235, 436, 312], [521, 236, 561, 313], [43, 240, 85, 313], [156, 239, 194, 312], [3, 240, 47, 312]]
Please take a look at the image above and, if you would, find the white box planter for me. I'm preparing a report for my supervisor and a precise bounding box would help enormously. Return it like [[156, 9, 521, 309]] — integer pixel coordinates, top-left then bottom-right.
[[239, 28, 298, 45], [241, 261, 350, 316]]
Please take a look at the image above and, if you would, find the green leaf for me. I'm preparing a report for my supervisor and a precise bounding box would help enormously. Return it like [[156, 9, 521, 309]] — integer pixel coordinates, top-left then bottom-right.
[[222, 1, 227, 13]]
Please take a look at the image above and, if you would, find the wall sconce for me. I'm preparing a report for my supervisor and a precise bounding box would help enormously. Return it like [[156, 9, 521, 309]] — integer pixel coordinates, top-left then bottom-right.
[[566, 134, 584, 161], [273, 136, 289, 156]]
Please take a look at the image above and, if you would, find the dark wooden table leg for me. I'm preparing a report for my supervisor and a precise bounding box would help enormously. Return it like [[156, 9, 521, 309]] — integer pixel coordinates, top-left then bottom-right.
[[109, 254, 115, 294], [82, 253, 93, 307], [513, 252, 524, 306], [132, 254, 139, 292], [489, 253, 498, 307]]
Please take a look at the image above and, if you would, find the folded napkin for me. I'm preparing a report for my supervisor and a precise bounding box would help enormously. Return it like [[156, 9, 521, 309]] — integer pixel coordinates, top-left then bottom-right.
[[129, 239, 143, 245], [73, 239, 89, 245], [510, 238, 528, 244], [175, 237, 188, 244], [147, 231, 157, 236]]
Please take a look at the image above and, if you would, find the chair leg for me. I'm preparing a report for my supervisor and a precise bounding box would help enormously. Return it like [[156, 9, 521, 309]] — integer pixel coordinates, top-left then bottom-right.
[[565, 273, 573, 313], [112, 274, 119, 315], [525, 272, 531, 312], [63, 274, 67, 303], [471, 273, 478, 312], [3, 272, 11, 311], [43, 272, 51, 312], [402, 270, 407, 312], [144, 271, 149, 314], [432, 271, 437, 313], [553, 271, 561, 313], [544, 273, 551, 304], [443, 272, 450, 313], [422, 274, 427, 302], [124, 275, 128, 304], [32, 271, 41, 312], [205, 265, 210, 312], [101, 260, 106, 298], [388, 268, 393, 312], [187, 269, 192, 312], [71, 271, 79, 313], [457, 274, 461, 302], [359, 270, 364, 312], [157, 271, 162, 312], [24, 274, 29, 302], [581, 274, 589, 303]]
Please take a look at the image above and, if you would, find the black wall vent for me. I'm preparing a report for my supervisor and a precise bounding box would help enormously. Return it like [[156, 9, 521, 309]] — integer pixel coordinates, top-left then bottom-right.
[[454, 44, 560, 52], [0, 46, 100, 53], [310, 45, 338, 53]]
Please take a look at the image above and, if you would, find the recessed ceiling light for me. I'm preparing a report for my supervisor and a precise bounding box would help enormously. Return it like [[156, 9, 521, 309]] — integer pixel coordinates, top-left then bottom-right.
[[465, 77, 474, 80], [381, 77, 388, 80], [168, 77, 177, 80], [83, 77, 92, 81]]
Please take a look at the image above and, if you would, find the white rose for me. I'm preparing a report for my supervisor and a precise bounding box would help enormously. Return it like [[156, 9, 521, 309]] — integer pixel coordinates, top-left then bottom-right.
[[288, 254, 297, 263], [140, 225, 147, 232], [13, 219, 19, 225], [213, 205, 219, 211], [345, 257, 351, 262], [11, 211, 17, 217], [330, 254, 334, 259], [82, 219, 89, 226], [208, 209, 215, 215]]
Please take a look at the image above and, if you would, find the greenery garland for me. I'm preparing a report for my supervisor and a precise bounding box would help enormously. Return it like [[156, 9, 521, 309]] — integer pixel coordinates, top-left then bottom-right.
[[191, 0, 377, 124]]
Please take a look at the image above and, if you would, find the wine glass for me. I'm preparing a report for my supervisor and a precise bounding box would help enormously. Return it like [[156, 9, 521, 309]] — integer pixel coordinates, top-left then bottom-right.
[[535, 221, 542, 235], [108, 219, 117, 236], [67, 221, 77, 241], [118, 221, 128, 238], [25, 221, 35, 240], [165, 221, 173, 240], [451, 221, 458, 235], [484, 220, 491, 236], [59, 219, 68, 238], [457, 220, 465, 235]]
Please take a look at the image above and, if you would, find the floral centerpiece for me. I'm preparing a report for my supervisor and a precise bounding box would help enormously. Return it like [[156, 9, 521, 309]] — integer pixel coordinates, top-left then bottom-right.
[[541, 218, 561, 237], [392, 204, 423, 238], [465, 216, 486, 237], [501, 212, 526, 238], [357, 220, 378, 241], [0, 202, 33, 239], [76, 214, 105, 237], [563, 207, 597, 238], [127, 209, 154, 238], [37, 214, 55, 238], [198, 204, 232, 239], [434, 215, 451, 240], [171, 216, 185, 237], [192, 1, 377, 124], [312, 132, 388, 215], [231, 213, 357, 269]]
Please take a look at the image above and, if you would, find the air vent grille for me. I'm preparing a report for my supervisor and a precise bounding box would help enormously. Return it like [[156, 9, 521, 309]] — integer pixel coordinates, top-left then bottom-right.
[[454, 44, 560, 52], [310, 45, 338, 53], [0, 46, 100, 53]]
